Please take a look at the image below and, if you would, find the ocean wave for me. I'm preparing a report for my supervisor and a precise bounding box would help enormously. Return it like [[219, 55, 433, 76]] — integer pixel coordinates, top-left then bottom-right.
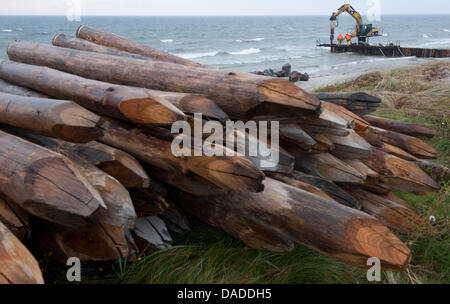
[[422, 33, 432, 38], [160, 39, 173, 43], [443, 29, 450, 33], [0, 29, 13, 32], [235, 38, 264, 42], [175, 51, 219, 59], [382, 33, 388, 37], [228, 48, 261, 55], [418, 38, 450, 47]]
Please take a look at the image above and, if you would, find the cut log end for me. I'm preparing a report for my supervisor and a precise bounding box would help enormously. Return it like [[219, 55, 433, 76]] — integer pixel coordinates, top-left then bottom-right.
[[179, 95, 228, 122], [344, 217, 412, 271], [119, 97, 185, 125], [23, 156, 104, 227], [98, 159, 150, 189]]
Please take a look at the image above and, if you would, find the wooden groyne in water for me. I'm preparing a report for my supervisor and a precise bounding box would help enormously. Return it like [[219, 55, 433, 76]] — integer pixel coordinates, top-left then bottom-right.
[[318, 43, 450, 58]]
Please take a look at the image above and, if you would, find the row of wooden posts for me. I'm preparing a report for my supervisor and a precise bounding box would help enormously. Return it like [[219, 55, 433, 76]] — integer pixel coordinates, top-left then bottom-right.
[[0, 25, 445, 284]]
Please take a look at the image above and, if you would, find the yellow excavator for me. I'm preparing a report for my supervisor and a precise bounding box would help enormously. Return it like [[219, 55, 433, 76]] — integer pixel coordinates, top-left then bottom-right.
[[330, 4, 381, 45]]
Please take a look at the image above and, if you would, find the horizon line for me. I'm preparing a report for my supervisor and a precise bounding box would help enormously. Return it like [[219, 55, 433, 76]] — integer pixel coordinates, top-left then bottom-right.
[[1, 13, 449, 17]]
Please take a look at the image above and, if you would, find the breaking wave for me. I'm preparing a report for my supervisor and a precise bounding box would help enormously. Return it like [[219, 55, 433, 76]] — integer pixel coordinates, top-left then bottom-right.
[[228, 48, 261, 55]]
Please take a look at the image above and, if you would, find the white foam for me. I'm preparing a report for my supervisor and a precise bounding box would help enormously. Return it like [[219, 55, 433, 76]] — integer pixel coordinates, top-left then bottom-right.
[[418, 38, 450, 47], [175, 51, 219, 59], [160, 39, 173, 43], [443, 29, 450, 33], [422, 34, 429, 38], [382, 33, 388, 37], [0, 29, 13, 32], [228, 48, 261, 55], [235, 38, 264, 42]]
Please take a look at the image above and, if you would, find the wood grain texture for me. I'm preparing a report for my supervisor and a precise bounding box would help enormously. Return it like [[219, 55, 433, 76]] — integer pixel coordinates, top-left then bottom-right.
[[0, 78, 46, 98], [0, 130, 104, 227], [0, 194, 31, 240], [0, 92, 102, 143], [364, 115, 437, 138], [0, 220, 44, 284]]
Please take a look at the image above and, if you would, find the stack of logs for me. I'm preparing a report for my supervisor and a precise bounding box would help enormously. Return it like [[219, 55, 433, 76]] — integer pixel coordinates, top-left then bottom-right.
[[0, 25, 446, 284]]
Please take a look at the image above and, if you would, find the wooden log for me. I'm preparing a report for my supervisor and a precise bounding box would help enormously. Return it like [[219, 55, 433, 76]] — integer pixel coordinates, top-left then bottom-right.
[[180, 193, 295, 253], [0, 130, 104, 227], [0, 194, 31, 240], [8, 130, 137, 229], [327, 129, 372, 159], [7, 42, 322, 120], [267, 173, 336, 202], [0, 92, 103, 143], [53, 34, 153, 60], [296, 107, 351, 129], [132, 216, 173, 253], [300, 124, 350, 137], [34, 221, 129, 262], [295, 153, 366, 184], [180, 178, 411, 270], [313, 92, 382, 103], [289, 171, 357, 208], [309, 133, 335, 153], [76, 25, 203, 68], [416, 159, 450, 180], [98, 119, 265, 193], [159, 203, 191, 235], [361, 148, 441, 193], [345, 188, 421, 233], [48, 140, 149, 189], [0, 78, 46, 98], [323, 102, 370, 134], [378, 143, 419, 162], [130, 188, 170, 217], [0, 220, 44, 284], [0, 59, 186, 126], [364, 126, 438, 159], [341, 159, 379, 180], [364, 115, 437, 138], [279, 124, 316, 152]]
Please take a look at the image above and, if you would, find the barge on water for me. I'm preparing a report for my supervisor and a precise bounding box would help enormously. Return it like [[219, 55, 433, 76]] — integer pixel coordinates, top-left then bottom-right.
[[317, 43, 450, 58]]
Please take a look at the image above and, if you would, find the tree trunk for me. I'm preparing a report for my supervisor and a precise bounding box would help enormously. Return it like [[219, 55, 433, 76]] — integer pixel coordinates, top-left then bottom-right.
[[180, 193, 295, 253], [0, 130, 104, 227], [0, 59, 188, 126], [9, 130, 137, 229], [47, 140, 149, 189], [98, 119, 265, 194], [7, 42, 322, 120], [0, 194, 31, 240], [179, 178, 411, 270], [0, 78, 46, 97], [0, 92, 102, 143], [416, 159, 450, 180], [289, 171, 357, 208], [76, 25, 204, 68], [361, 148, 441, 193], [33, 220, 129, 262], [295, 153, 366, 184], [0, 220, 44, 284], [279, 124, 316, 153], [323, 102, 370, 134], [364, 126, 438, 159], [327, 129, 372, 159], [345, 188, 421, 233], [313, 92, 382, 103], [364, 115, 437, 138]]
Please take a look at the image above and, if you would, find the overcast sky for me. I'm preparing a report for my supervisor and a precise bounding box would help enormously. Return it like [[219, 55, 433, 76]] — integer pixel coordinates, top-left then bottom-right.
[[1, 0, 450, 16]]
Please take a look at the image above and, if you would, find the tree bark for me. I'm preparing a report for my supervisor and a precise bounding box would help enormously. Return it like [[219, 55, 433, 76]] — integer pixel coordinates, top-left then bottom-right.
[[361, 148, 441, 193], [364, 115, 437, 138], [7, 42, 322, 120], [0, 130, 104, 227], [179, 178, 411, 270], [76, 25, 204, 68], [0, 92, 103, 143], [0, 78, 46, 98], [0, 220, 44, 284]]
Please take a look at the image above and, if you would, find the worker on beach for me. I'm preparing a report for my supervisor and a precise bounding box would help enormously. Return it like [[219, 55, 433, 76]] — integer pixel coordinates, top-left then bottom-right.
[[337, 34, 344, 46], [345, 33, 352, 46]]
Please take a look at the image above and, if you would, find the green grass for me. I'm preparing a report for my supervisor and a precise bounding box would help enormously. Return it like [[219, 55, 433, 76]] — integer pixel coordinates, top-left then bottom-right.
[[45, 61, 449, 284]]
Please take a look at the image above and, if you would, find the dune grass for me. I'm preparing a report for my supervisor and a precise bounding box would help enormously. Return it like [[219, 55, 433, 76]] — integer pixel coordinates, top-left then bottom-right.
[[46, 61, 449, 284]]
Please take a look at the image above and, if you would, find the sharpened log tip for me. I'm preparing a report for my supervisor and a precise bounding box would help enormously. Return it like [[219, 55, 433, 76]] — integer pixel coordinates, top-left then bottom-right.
[[119, 97, 185, 125], [346, 217, 411, 271]]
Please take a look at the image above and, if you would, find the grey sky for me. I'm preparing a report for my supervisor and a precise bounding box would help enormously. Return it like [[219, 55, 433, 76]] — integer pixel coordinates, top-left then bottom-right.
[[1, 0, 450, 16]]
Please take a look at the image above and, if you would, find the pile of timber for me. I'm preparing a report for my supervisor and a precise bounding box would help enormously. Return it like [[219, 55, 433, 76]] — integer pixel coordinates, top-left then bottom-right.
[[0, 25, 446, 283]]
